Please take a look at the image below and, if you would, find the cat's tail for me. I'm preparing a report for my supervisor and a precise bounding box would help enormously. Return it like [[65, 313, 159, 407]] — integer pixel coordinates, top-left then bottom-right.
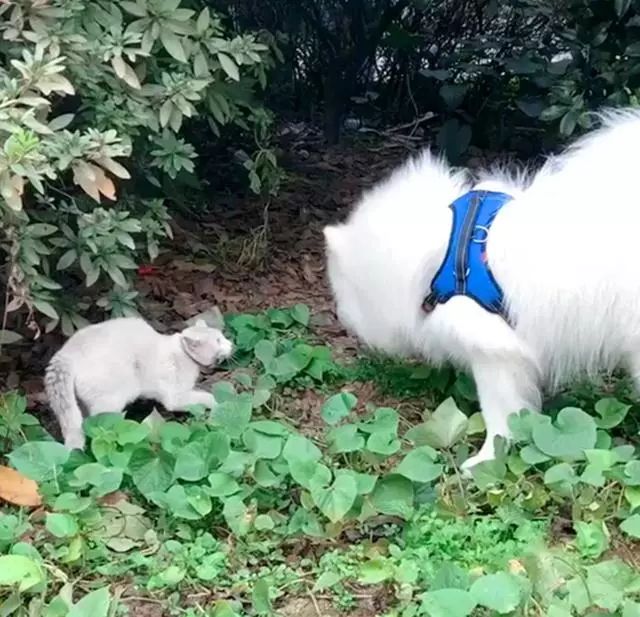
[[44, 356, 85, 450]]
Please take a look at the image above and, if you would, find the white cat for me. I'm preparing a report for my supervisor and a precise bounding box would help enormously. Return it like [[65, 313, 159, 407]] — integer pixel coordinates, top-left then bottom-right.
[[45, 317, 233, 450], [323, 107, 640, 471]]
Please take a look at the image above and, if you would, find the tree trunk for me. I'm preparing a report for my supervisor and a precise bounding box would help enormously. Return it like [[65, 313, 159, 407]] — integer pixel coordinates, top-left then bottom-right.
[[323, 62, 344, 144]]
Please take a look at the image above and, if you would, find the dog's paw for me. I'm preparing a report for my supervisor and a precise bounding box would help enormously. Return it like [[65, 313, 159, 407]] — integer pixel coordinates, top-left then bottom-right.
[[460, 450, 496, 477]]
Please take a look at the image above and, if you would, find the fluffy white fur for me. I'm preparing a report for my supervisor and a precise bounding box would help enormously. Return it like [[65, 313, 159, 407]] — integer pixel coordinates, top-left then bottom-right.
[[324, 107, 640, 470], [45, 317, 233, 450]]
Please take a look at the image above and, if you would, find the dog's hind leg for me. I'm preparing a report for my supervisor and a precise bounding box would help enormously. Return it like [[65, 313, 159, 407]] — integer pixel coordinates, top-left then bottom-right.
[[462, 355, 542, 472]]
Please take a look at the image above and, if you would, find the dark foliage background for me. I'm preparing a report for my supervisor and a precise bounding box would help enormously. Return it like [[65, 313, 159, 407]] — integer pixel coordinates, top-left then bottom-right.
[[213, 0, 640, 160], [3, 0, 640, 334]]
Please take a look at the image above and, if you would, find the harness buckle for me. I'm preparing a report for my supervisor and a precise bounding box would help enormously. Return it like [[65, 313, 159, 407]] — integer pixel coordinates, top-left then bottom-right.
[[472, 225, 490, 244]]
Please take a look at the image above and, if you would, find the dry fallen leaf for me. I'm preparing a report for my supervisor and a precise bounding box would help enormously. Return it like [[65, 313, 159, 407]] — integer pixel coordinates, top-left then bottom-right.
[[0, 465, 42, 507]]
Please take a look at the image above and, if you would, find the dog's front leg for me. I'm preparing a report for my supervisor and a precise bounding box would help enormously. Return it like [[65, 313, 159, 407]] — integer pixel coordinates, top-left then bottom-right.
[[461, 356, 541, 472]]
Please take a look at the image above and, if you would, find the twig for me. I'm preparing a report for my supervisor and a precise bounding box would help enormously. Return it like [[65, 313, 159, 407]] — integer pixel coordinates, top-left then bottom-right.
[[404, 74, 422, 138], [0, 264, 10, 357], [385, 111, 437, 134], [121, 595, 165, 605], [306, 588, 323, 617]]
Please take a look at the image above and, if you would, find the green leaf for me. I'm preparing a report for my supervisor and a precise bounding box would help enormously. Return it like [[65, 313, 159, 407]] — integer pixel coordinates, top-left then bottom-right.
[[311, 473, 358, 523], [289, 460, 331, 491], [33, 299, 58, 320], [559, 109, 579, 136], [267, 308, 294, 327], [212, 381, 236, 403], [394, 446, 443, 483], [212, 394, 253, 438], [625, 460, 640, 486], [575, 520, 609, 559], [321, 392, 357, 425], [439, 83, 468, 109], [68, 586, 111, 617], [533, 408, 597, 457], [218, 53, 239, 80], [328, 424, 365, 454], [359, 407, 398, 435], [585, 560, 637, 611], [28, 223, 57, 237], [417, 398, 468, 449], [160, 28, 187, 62], [353, 472, 378, 495], [290, 304, 310, 326], [0, 330, 23, 344], [358, 559, 394, 584], [626, 487, 640, 511], [366, 430, 401, 456], [161, 484, 211, 520], [254, 514, 275, 531], [313, 571, 344, 592], [106, 265, 127, 287], [72, 463, 123, 496], [115, 420, 149, 445], [626, 42, 640, 57], [175, 433, 229, 481], [540, 105, 567, 122], [436, 119, 471, 163], [249, 420, 289, 436], [222, 496, 250, 536], [196, 7, 211, 34], [254, 340, 276, 366], [621, 514, 640, 539], [128, 448, 174, 496], [46, 513, 79, 538], [208, 472, 240, 497], [251, 578, 272, 615], [470, 572, 522, 614], [120, 1, 148, 17], [0, 555, 45, 591], [174, 441, 210, 481], [253, 460, 281, 487], [8, 441, 69, 481], [594, 398, 630, 429], [421, 589, 476, 617], [242, 428, 283, 460], [615, 0, 632, 17], [56, 249, 77, 270], [283, 433, 322, 465], [370, 474, 414, 519], [520, 444, 551, 465]]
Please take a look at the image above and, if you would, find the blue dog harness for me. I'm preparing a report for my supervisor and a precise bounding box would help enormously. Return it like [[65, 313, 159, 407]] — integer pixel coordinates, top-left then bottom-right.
[[423, 190, 513, 319]]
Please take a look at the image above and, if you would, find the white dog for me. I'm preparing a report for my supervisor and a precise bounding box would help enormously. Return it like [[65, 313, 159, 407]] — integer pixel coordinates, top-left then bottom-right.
[[324, 107, 640, 470]]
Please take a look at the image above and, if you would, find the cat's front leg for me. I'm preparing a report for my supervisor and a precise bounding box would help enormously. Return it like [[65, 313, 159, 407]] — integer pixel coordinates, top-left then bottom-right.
[[162, 389, 216, 412]]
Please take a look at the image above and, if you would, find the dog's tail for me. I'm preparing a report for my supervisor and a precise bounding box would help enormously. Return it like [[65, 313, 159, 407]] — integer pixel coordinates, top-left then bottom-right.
[[44, 356, 85, 450]]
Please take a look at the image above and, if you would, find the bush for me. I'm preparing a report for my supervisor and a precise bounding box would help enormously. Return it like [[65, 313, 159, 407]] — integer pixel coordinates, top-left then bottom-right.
[[0, 0, 279, 338], [232, 0, 640, 157]]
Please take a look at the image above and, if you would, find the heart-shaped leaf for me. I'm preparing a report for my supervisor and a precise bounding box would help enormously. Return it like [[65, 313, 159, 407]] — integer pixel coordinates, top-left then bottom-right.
[[533, 408, 597, 458]]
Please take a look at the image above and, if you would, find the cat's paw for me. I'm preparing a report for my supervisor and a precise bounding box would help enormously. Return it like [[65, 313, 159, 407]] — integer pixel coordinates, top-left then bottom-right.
[[64, 432, 86, 451]]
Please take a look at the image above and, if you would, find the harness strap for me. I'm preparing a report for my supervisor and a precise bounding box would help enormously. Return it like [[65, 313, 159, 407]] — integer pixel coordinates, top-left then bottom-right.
[[423, 190, 512, 319]]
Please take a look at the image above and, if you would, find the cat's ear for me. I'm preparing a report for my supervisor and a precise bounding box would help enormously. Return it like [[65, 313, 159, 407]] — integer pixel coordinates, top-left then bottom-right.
[[323, 224, 346, 255], [180, 332, 209, 365]]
